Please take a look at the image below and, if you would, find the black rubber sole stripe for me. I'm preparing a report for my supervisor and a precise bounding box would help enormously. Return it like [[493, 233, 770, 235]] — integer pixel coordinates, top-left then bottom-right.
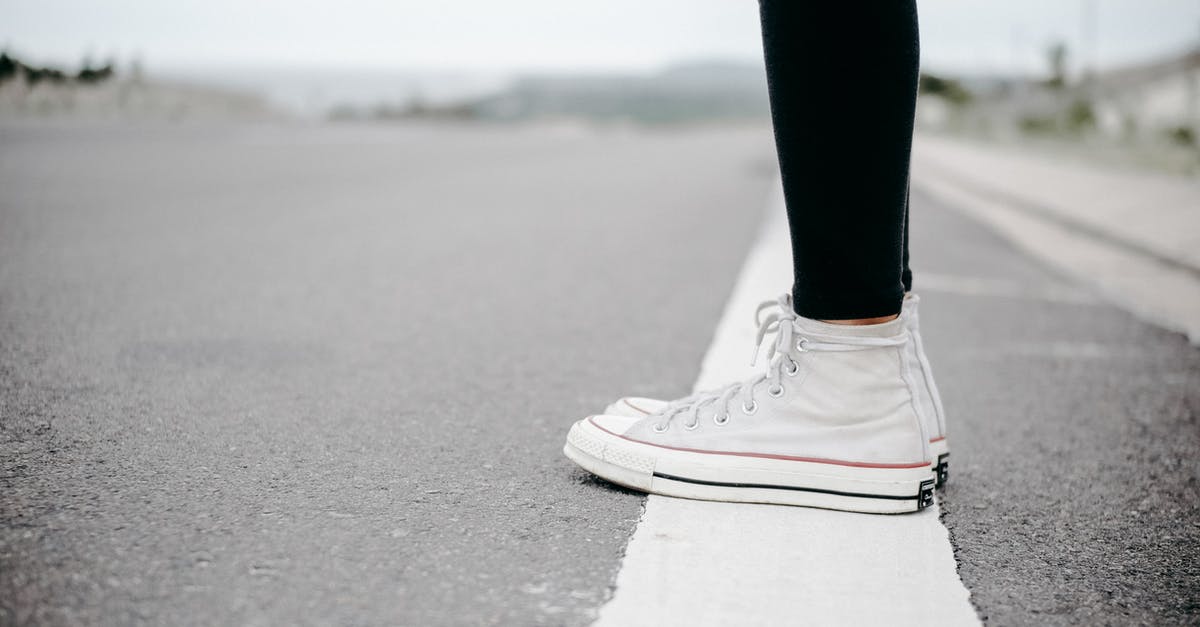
[[652, 471, 923, 501]]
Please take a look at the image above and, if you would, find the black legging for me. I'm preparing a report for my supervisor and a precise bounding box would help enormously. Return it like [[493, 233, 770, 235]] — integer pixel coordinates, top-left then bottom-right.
[[758, 0, 919, 319]]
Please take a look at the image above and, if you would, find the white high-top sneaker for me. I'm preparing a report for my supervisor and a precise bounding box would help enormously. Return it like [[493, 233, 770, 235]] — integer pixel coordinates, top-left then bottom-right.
[[602, 293, 951, 487], [564, 296, 936, 514]]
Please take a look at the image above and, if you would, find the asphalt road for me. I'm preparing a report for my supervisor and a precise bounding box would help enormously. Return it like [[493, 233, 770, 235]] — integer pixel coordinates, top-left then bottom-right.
[[0, 121, 773, 626], [1, 120, 1197, 625]]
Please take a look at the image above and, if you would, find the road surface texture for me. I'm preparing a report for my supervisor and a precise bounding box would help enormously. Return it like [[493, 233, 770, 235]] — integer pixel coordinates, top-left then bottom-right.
[[2, 121, 1198, 625], [0, 121, 772, 625], [911, 185, 1200, 625]]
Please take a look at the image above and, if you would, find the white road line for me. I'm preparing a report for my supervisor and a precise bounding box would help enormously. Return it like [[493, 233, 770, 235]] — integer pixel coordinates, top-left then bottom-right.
[[593, 187, 980, 627]]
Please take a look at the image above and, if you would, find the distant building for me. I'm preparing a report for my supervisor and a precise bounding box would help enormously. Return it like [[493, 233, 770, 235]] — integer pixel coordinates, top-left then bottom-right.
[[1092, 49, 1199, 140]]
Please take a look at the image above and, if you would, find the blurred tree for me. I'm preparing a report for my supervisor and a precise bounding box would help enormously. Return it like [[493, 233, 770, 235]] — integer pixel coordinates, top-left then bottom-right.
[[1064, 99, 1096, 133], [0, 52, 17, 83], [0, 52, 117, 86], [26, 65, 67, 86], [1165, 125, 1196, 147], [918, 73, 972, 106], [77, 58, 116, 84], [1045, 42, 1069, 89]]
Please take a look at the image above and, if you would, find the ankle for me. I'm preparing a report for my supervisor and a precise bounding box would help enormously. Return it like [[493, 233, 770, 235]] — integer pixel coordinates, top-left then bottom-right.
[[820, 314, 900, 326]]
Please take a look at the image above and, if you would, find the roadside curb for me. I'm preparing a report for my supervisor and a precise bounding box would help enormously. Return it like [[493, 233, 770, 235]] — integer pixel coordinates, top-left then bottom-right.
[[912, 136, 1200, 276], [910, 159, 1200, 344]]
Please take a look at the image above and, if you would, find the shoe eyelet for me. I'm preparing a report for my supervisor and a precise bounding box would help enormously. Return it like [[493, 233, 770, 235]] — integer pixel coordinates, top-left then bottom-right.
[[785, 360, 800, 376], [742, 400, 758, 415], [767, 384, 784, 398], [713, 413, 730, 426], [683, 420, 699, 431], [795, 337, 810, 352], [652, 422, 669, 433]]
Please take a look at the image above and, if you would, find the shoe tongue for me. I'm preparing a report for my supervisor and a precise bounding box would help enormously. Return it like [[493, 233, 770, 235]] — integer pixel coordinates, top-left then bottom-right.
[[793, 314, 906, 339]]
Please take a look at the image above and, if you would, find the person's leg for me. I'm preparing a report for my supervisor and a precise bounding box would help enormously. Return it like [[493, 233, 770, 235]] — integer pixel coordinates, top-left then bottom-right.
[[758, 0, 919, 321]]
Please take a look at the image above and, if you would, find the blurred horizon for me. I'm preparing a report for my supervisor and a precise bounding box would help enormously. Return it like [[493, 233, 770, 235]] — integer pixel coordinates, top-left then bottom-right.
[[3, 0, 1198, 174], [4, 0, 1199, 77]]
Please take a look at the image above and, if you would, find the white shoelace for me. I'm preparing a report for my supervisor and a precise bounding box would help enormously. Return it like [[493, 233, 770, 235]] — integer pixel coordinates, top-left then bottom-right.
[[651, 294, 908, 432]]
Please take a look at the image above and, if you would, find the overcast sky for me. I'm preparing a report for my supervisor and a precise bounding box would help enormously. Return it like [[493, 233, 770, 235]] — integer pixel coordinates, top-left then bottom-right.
[[3, 0, 1198, 77]]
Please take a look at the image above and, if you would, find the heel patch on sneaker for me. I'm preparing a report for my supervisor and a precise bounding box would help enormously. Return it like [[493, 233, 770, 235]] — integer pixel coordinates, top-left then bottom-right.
[[917, 478, 936, 510], [935, 453, 950, 488]]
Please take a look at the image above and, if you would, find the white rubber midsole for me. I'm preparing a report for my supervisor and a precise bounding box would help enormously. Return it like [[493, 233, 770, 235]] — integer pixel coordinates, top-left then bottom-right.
[[606, 397, 953, 487], [565, 419, 936, 514]]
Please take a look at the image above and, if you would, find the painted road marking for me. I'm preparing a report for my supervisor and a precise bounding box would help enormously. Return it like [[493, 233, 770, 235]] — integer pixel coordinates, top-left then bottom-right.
[[593, 187, 980, 627]]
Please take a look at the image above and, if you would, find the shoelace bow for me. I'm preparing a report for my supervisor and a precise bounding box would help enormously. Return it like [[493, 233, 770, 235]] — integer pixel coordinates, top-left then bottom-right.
[[650, 294, 908, 432]]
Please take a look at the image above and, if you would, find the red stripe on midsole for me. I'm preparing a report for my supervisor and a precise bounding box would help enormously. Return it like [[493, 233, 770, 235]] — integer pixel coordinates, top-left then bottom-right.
[[587, 417, 931, 469]]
